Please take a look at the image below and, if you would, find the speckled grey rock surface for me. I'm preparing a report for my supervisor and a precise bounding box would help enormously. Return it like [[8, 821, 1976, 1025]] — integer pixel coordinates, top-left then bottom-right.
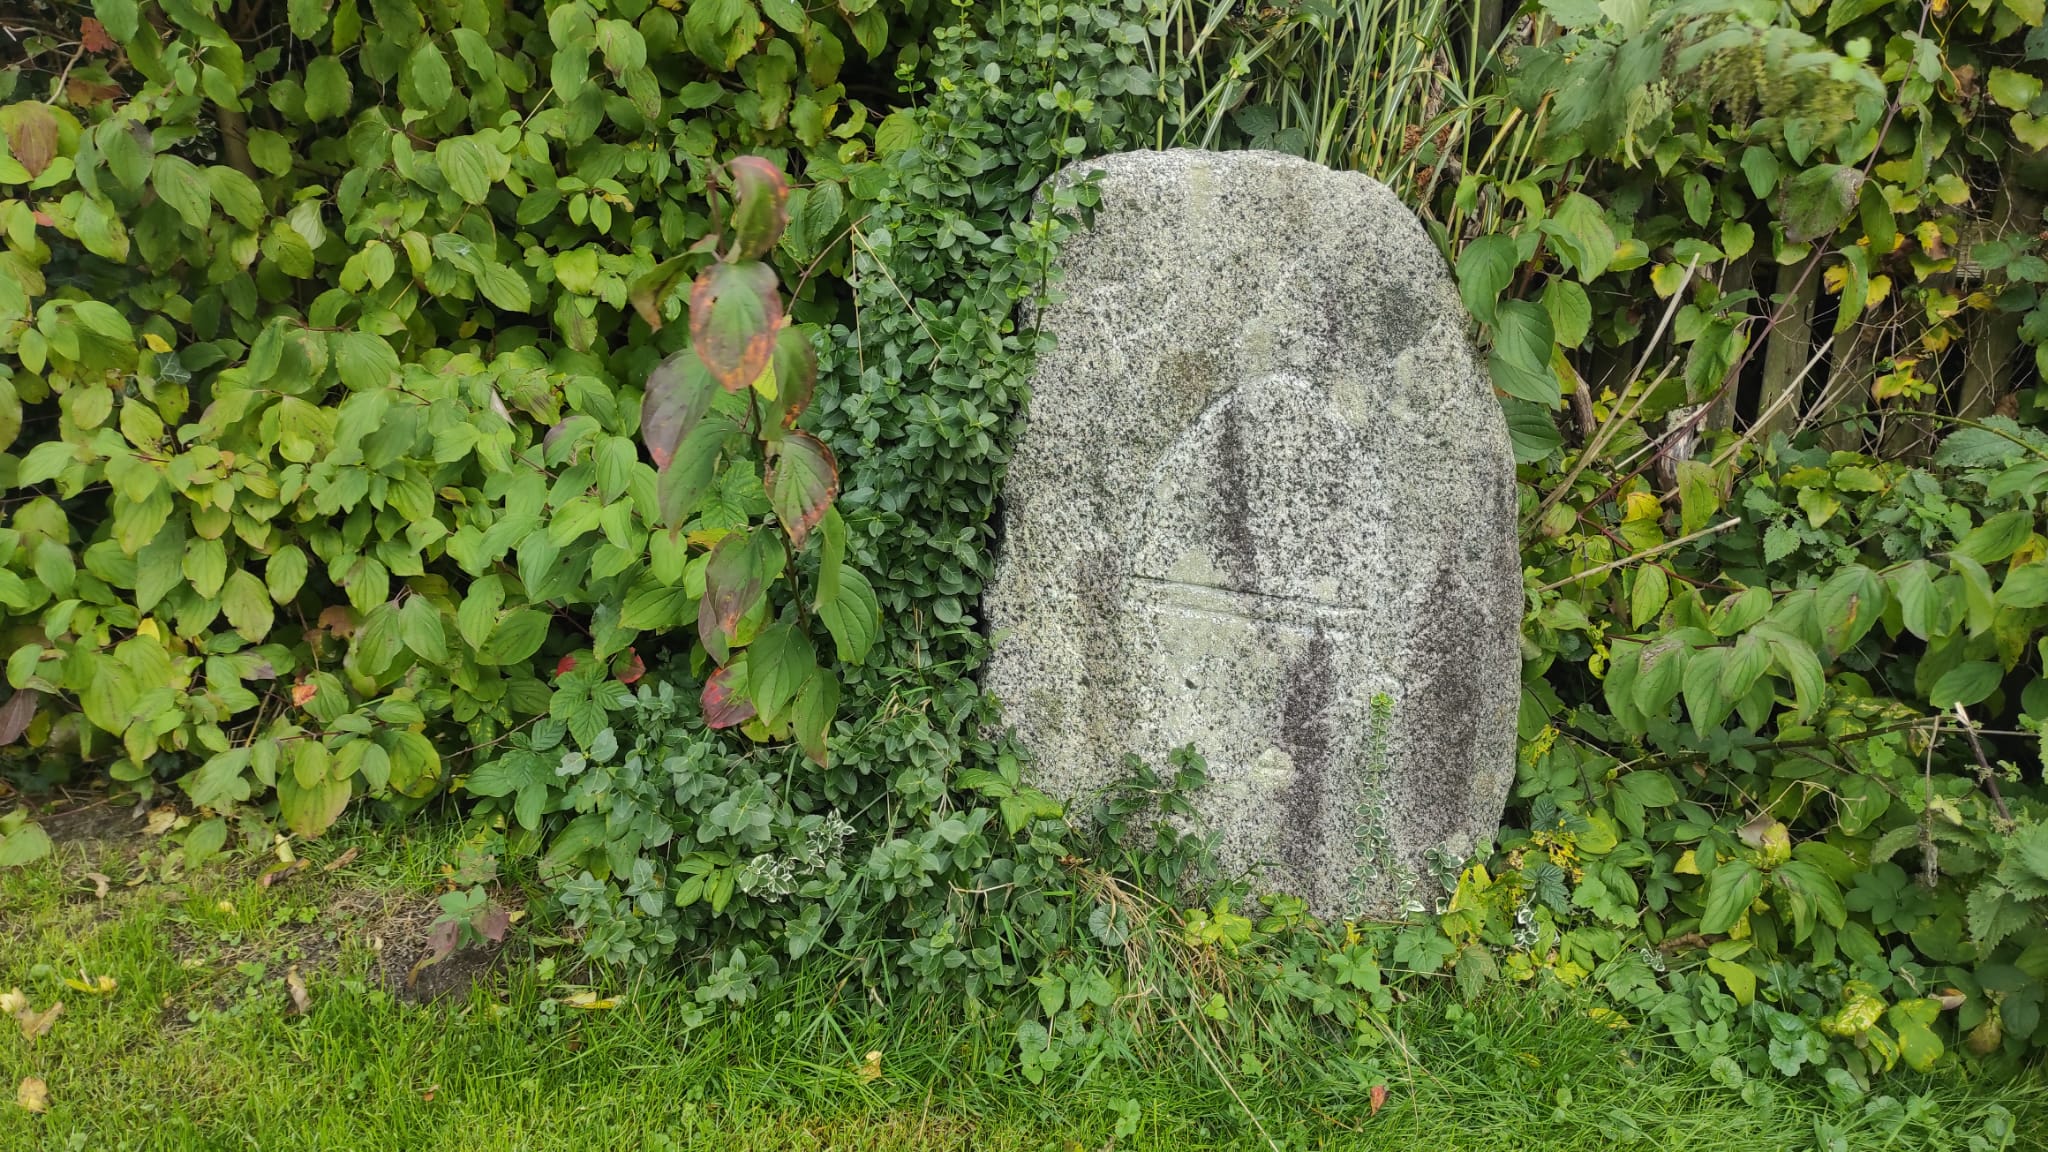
[[981, 149, 1520, 918]]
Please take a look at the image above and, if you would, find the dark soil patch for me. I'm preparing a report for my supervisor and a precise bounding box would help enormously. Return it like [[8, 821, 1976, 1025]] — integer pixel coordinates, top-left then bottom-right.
[[31, 789, 147, 850]]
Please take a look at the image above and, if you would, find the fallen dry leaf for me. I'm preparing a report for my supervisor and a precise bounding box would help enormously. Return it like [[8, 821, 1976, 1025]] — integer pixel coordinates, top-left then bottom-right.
[[291, 682, 318, 707], [15, 1000, 61, 1042], [260, 858, 309, 888], [1937, 988, 1968, 1011], [1369, 1084, 1387, 1116], [286, 967, 310, 1015], [62, 974, 114, 997], [0, 990, 23, 1015], [321, 846, 360, 873], [79, 17, 116, 52], [143, 806, 178, 836], [82, 872, 110, 899], [857, 1050, 883, 1082], [15, 1077, 47, 1113]]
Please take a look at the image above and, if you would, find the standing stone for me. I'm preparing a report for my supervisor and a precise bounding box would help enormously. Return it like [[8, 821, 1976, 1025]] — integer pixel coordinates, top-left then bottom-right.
[[981, 149, 1520, 919]]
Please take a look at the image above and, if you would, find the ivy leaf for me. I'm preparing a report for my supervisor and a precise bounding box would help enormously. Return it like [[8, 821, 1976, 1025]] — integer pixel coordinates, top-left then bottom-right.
[[690, 260, 782, 390], [1780, 165, 1863, 244], [724, 155, 790, 260], [701, 662, 755, 729], [766, 433, 838, 548]]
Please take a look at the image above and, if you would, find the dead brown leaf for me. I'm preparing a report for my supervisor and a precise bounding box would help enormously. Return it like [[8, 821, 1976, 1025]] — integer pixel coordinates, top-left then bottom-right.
[[285, 967, 310, 1015], [259, 858, 309, 888], [321, 846, 360, 873], [15, 1000, 61, 1042], [15, 1077, 47, 1113], [0, 689, 39, 745], [79, 17, 116, 52], [857, 1050, 883, 1082], [82, 872, 110, 899], [142, 806, 178, 836]]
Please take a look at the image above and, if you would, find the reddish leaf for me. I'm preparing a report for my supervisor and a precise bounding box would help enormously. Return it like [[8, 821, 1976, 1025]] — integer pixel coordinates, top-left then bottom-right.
[[0, 689, 39, 745], [555, 654, 579, 677], [614, 649, 646, 685], [1369, 1085, 1387, 1116], [767, 432, 839, 549], [640, 349, 717, 470], [724, 156, 789, 261], [762, 325, 818, 433], [291, 682, 318, 707], [701, 664, 756, 729], [697, 530, 770, 663], [421, 920, 459, 967], [689, 261, 781, 391], [79, 18, 116, 52], [471, 904, 510, 944], [3, 104, 60, 179]]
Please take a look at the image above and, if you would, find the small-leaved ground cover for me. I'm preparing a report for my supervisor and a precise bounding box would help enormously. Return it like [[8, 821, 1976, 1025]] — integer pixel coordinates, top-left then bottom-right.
[[0, 811, 2038, 1151]]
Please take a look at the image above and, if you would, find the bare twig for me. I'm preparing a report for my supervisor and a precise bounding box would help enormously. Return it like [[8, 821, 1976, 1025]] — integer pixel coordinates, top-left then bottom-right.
[[1534, 517, 1740, 593], [1950, 703, 2015, 824]]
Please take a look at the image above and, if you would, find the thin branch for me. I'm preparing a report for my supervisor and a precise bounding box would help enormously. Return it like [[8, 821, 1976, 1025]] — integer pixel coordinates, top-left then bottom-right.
[[1534, 517, 1740, 593]]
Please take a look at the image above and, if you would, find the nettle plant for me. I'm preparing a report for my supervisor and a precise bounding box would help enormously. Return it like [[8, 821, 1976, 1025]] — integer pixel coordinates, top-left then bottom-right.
[[630, 156, 878, 762]]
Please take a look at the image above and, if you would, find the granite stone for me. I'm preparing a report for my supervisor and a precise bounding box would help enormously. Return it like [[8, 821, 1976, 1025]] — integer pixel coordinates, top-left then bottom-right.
[[981, 149, 1520, 918]]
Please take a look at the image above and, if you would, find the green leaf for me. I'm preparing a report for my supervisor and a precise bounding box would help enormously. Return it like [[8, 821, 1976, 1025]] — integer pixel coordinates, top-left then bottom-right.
[[399, 596, 447, 663], [304, 56, 353, 121], [182, 536, 227, 600], [1994, 69, 2046, 112], [1541, 279, 1592, 349], [698, 529, 779, 663], [221, 570, 273, 641], [816, 565, 880, 665], [151, 154, 213, 230], [1954, 509, 2034, 565], [0, 819, 52, 867], [94, 0, 141, 41], [473, 261, 530, 311], [1826, 0, 1892, 33], [1999, 562, 2048, 608], [477, 609, 550, 665], [767, 432, 838, 549], [641, 349, 719, 469], [1887, 1000, 1945, 1072], [1741, 146, 1779, 198], [791, 669, 838, 766], [436, 136, 496, 206], [657, 414, 738, 528], [182, 747, 253, 809], [747, 619, 814, 726], [1706, 957, 1756, 1005], [1488, 300, 1557, 406], [1632, 635, 1688, 718], [1631, 564, 1668, 627], [208, 166, 265, 227], [286, 0, 329, 38], [1930, 661, 2002, 708], [1816, 564, 1886, 659], [1455, 234, 1516, 325], [266, 545, 308, 604], [1682, 645, 1734, 736], [278, 770, 350, 837], [689, 260, 782, 390], [409, 39, 454, 112], [1781, 165, 1864, 244], [1700, 860, 1765, 934], [1539, 192, 1614, 282]]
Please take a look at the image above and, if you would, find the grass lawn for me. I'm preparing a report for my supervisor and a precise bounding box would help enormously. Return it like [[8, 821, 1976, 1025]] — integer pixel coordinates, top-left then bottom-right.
[[0, 801, 2040, 1151]]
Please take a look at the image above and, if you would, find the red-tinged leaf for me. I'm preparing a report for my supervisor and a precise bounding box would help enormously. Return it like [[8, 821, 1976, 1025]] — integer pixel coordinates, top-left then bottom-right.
[[0, 689, 39, 745], [767, 432, 839, 549], [291, 682, 318, 707], [555, 654, 578, 677], [3, 103, 60, 179], [724, 155, 789, 261], [763, 325, 817, 434], [698, 530, 770, 663], [657, 413, 737, 528], [640, 349, 718, 469], [614, 649, 646, 685], [80, 18, 116, 52], [627, 255, 690, 331], [1369, 1085, 1387, 1116], [690, 261, 781, 391], [472, 904, 510, 944], [702, 664, 755, 729]]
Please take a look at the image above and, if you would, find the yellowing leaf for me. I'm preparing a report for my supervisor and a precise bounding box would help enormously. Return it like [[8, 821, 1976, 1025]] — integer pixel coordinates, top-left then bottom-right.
[[15, 1076, 47, 1113], [858, 1049, 883, 1082], [143, 332, 172, 353], [62, 974, 114, 996]]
